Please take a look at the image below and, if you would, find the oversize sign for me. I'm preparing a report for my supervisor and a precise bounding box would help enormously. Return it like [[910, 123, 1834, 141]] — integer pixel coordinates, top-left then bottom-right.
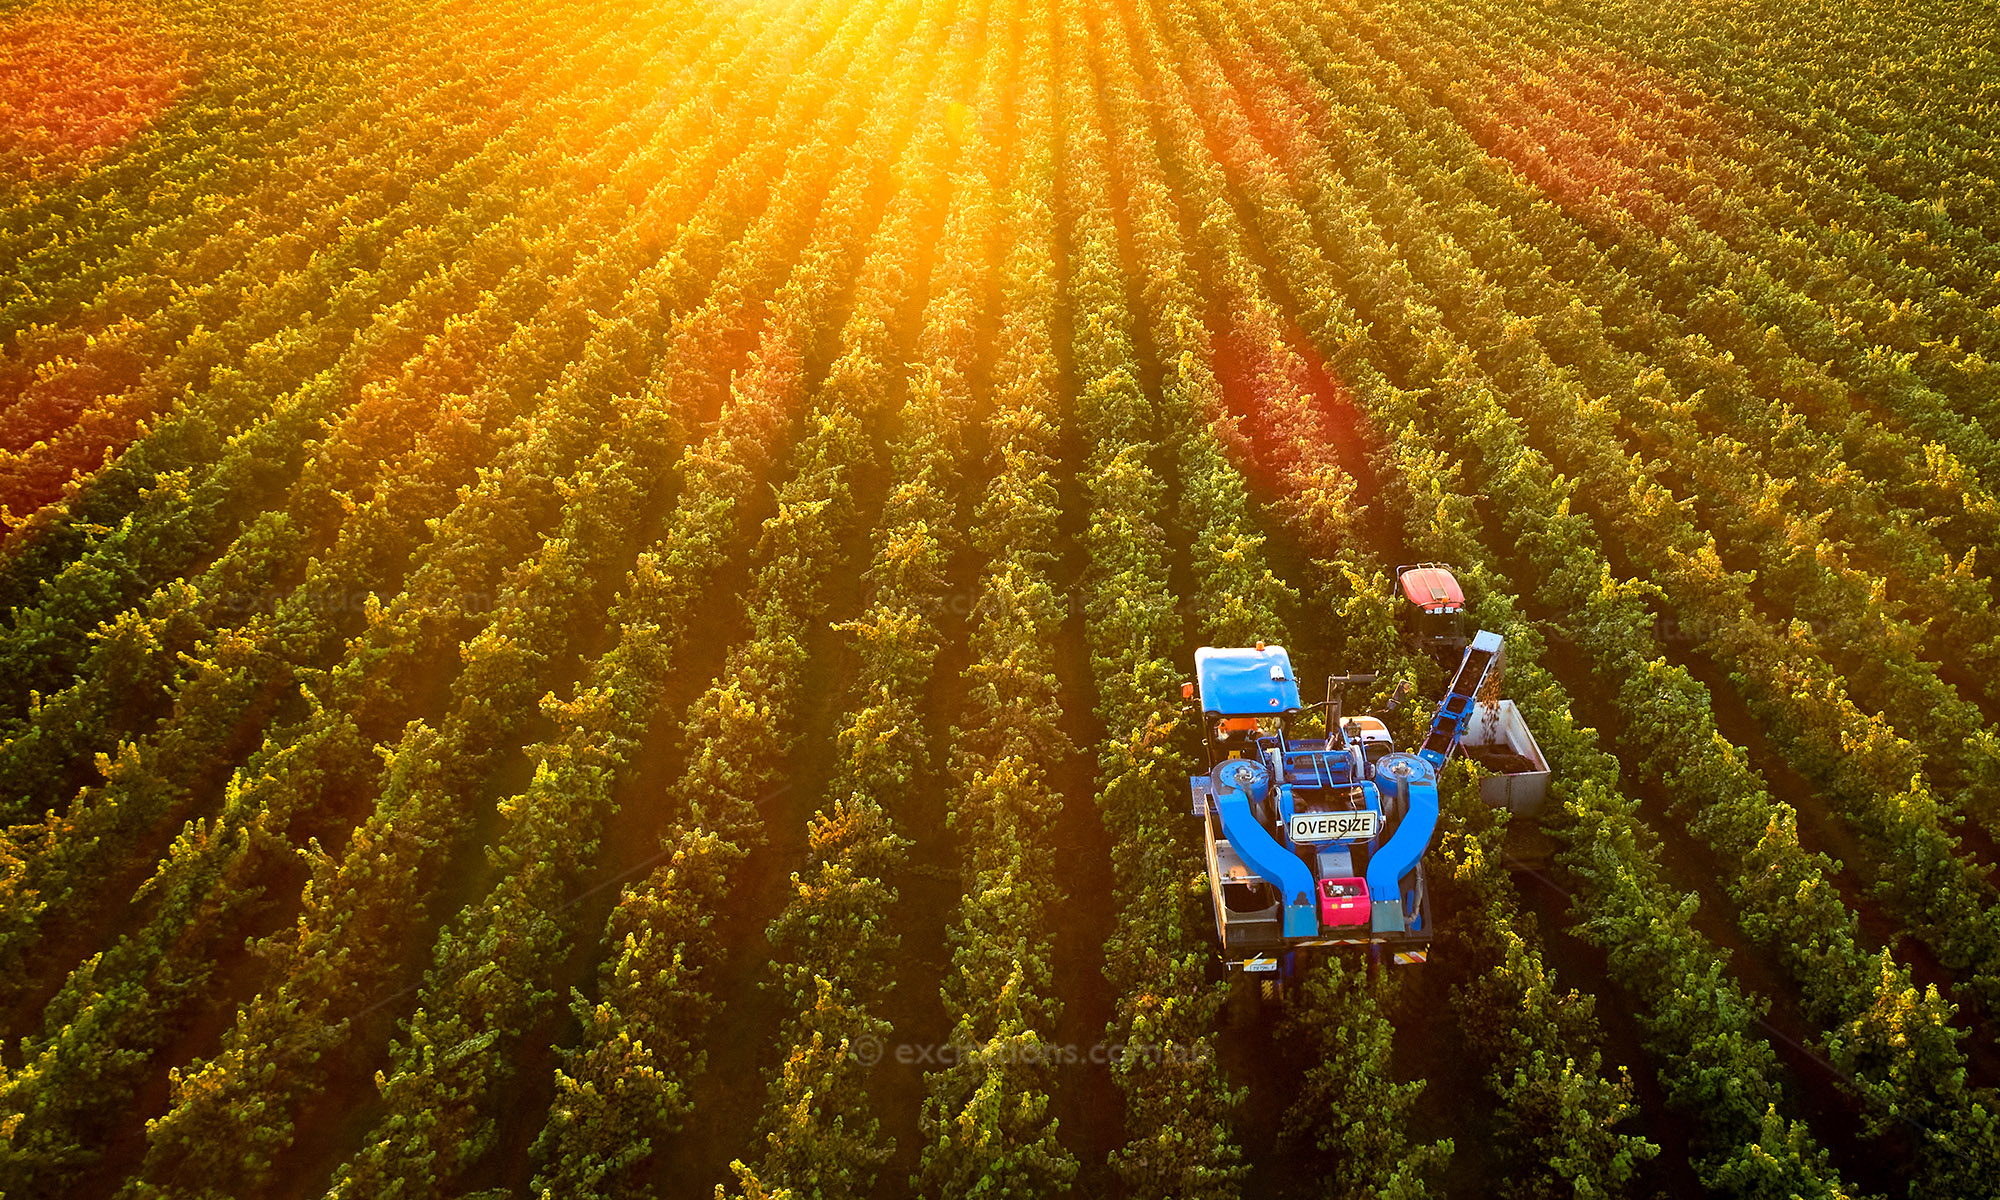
[[1289, 810, 1379, 843]]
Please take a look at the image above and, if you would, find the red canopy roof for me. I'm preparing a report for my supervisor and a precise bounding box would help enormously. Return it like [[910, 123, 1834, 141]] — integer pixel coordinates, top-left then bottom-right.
[[1399, 566, 1464, 611]]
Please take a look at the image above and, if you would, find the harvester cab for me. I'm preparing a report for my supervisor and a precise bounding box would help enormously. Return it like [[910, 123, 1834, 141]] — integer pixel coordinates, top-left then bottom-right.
[[1186, 632, 1512, 997], [1397, 562, 1470, 669]]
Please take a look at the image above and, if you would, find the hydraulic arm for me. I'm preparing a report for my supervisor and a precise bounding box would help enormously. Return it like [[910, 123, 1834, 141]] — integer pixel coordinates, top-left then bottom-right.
[[1364, 752, 1439, 933], [1210, 758, 1320, 938]]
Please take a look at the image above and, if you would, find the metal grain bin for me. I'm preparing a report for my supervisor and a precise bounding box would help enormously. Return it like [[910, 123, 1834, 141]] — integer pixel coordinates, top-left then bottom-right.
[[1459, 700, 1551, 816]]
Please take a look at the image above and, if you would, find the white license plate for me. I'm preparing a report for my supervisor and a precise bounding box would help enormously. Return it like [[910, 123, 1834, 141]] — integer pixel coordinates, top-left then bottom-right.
[[1289, 810, 1379, 843]]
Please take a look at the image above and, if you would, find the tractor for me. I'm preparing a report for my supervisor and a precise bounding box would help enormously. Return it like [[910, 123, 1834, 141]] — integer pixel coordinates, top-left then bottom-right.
[[1396, 562, 1470, 669]]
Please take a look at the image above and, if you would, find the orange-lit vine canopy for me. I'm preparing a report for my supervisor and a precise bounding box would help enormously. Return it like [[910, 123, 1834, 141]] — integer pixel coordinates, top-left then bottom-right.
[[0, 0, 187, 174]]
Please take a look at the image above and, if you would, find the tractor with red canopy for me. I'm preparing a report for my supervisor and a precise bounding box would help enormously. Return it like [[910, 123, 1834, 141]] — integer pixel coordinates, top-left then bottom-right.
[[1397, 562, 1469, 668]]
